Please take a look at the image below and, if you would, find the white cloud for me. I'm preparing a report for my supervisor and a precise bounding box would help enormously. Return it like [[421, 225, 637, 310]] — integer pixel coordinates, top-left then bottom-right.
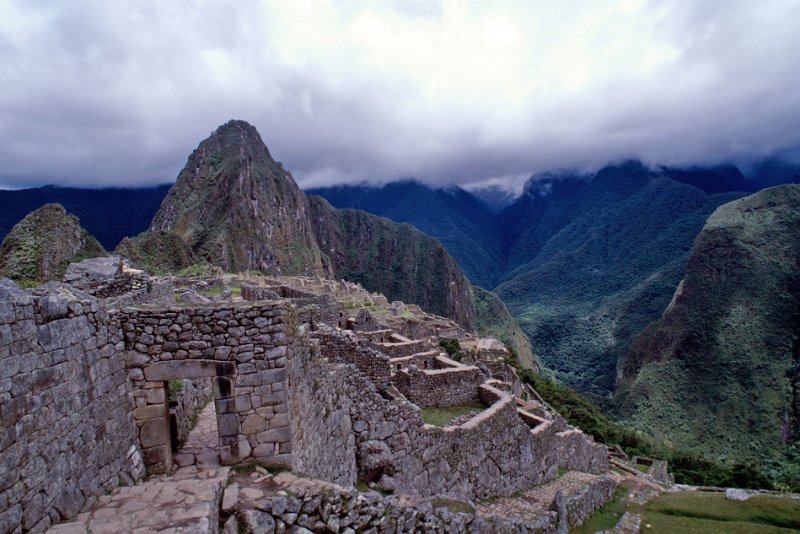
[[0, 0, 798, 188]]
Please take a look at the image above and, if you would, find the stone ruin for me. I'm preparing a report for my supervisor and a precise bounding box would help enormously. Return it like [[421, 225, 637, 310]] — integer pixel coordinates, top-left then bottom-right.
[[0, 269, 614, 533]]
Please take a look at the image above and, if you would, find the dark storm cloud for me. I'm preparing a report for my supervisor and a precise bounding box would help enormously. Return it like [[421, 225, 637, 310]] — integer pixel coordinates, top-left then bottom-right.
[[0, 0, 798, 191]]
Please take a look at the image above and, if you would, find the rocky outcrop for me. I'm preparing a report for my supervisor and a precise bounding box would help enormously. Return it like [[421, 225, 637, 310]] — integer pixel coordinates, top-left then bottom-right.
[[620, 185, 800, 462], [0, 204, 105, 284], [133, 120, 325, 275]]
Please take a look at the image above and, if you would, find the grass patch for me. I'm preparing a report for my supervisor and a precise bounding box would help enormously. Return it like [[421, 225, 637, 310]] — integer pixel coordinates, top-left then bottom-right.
[[573, 486, 630, 534], [421, 404, 484, 426], [167, 379, 184, 397], [641, 492, 800, 533]]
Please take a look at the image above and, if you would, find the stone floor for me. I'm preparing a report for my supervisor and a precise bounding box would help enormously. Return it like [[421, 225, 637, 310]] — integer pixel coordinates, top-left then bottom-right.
[[476, 470, 606, 527], [48, 403, 227, 534], [172, 403, 220, 470]]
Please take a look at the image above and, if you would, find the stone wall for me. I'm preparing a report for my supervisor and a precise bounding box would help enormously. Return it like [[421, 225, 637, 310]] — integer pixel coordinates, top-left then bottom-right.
[[0, 281, 142, 533], [311, 329, 391, 387], [234, 473, 617, 534], [104, 278, 175, 309], [555, 430, 609, 475], [235, 477, 523, 533], [239, 283, 279, 302], [286, 340, 358, 486], [392, 360, 485, 408], [370, 339, 427, 358], [120, 302, 295, 473]]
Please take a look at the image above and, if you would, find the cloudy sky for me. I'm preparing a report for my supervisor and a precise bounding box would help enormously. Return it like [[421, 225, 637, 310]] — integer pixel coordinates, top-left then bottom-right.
[[1, 0, 798, 190]]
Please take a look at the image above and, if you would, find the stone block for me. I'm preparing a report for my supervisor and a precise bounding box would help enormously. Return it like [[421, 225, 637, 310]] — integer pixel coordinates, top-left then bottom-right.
[[235, 395, 252, 412], [213, 376, 235, 399], [141, 446, 171, 474], [134, 405, 164, 420], [215, 398, 236, 414], [219, 439, 252, 466], [261, 368, 286, 384], [217, 413, 240, 437], [146, 387, 165, 404], [143, 359, 234, 381], [242, 414, 266, 435], [139, 418, 168, 448], [256, 426, 291, 444]]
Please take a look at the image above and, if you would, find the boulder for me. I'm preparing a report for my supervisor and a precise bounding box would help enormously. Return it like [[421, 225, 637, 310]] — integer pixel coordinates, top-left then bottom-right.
[[64, 256, 123, 284]]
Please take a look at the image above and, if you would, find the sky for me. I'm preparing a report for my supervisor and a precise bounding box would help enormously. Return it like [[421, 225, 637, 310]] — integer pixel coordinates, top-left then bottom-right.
[[1, 0, 799, 191]]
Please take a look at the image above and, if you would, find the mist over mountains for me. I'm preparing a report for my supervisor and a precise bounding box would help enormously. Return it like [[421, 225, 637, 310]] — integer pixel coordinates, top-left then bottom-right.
[[1, 154, 798, 396], [309, 158, 800, 394]]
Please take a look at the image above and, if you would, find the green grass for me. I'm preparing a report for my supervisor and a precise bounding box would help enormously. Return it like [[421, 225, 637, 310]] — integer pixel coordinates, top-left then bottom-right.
[[421, 404, 484, 426], [517, 369, 779, 490], [167, 379, 184, 397], [640, 492, 800, 533], [573, 486, 630, 534]]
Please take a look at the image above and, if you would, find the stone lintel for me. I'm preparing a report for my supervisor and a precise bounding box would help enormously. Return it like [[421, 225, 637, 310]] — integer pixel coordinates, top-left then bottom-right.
[[143, 359, 235, 381]]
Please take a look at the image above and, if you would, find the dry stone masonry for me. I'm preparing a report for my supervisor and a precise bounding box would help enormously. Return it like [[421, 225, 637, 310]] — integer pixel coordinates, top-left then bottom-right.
[[1, 271, 613, 533]]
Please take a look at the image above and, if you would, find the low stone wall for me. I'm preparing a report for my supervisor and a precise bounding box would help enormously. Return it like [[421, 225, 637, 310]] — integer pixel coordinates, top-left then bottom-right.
[[558, 475, 617, 530], [235, 478, 523, 533], [312, 328, 391, 387], [169, 378, 212, 448], [239, 283, 279, 302], [371, 339, 427, 358], [0, 281, 142, 533], [105, 278, 175, 309], [555, 430, 609, 474], [392, 362, 485, 408], [69, 272, 147, 298]]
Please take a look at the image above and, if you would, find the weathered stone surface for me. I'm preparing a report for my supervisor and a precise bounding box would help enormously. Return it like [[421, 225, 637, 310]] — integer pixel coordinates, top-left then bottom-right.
[[143, 359, 234, 381], [64, 257, 122, 285]]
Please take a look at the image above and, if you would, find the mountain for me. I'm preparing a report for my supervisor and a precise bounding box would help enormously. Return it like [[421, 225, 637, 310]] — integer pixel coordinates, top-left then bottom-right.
[[139, 120, 325, 275], [495, 163, 746, 394], [308, 195, 475, 328], [465, 185, 520, 213], [306, 182, 505, 289], [0, 184, 170, 250], [618, 185, 800, 464], [0, 203, 105, 284], [115, 121, 536, 367], [312, 163, 748, 394]]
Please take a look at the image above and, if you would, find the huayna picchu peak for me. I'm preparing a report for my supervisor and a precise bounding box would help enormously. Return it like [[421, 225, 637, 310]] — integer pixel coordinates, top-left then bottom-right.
[[141, 119, 326, 276]]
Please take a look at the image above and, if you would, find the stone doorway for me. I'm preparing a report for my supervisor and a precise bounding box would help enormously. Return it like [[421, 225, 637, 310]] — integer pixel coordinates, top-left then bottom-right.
[[135, 360, 237, 474]]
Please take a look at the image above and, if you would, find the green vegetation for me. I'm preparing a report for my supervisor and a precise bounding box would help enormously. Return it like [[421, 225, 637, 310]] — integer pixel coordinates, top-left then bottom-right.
[[640, 492, 800, 533], [471, 286, 539, 370], [0, 203, 106, 283], [175, 262, 223, 277], [438, 338, 465, 362], [421, 404, 484, 426], [619, 185, 800, 476], [167, 379, 184, 397], [518, 370, 780, 490], [572, 486, 630, 534]]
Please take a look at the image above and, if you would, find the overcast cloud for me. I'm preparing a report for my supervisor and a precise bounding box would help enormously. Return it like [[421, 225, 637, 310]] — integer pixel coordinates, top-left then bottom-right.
[[0, 0, 798, 190]]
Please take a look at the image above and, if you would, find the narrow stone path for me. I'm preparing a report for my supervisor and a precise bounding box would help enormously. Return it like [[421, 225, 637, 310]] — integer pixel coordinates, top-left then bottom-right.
[[172, 403, 220, 471], [48, 403, 227, 534]]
